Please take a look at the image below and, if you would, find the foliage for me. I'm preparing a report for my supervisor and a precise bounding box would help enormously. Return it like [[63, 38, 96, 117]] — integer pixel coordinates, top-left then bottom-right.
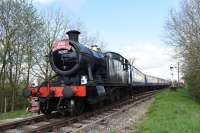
[[166, 0, 200, 101], [0, 0, 106, 113], [185, 70, 200, 102], [136, 89, 200, 133], [0, 0, 44, 112]]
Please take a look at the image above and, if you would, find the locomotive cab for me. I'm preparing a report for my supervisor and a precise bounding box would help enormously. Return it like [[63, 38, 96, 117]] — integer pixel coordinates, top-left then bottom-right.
[[105, 52, 129, 84]]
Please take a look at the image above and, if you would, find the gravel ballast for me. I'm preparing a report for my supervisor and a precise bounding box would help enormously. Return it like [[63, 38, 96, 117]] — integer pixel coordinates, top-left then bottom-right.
[[84, 98, 154, 133]]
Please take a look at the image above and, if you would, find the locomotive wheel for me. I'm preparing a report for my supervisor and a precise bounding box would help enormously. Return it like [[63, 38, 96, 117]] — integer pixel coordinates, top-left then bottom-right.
[[115, 89, 121, 101], [70, 98, 85, 116], [40, 100, 52, 115], [110, 92, 115, 103], [76, 98, 85, 114]]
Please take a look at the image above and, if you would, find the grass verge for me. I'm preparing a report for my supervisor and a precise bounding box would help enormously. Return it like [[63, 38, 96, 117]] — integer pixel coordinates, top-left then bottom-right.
[[0, 109, 31, 121], [136, 88, 200, 133]]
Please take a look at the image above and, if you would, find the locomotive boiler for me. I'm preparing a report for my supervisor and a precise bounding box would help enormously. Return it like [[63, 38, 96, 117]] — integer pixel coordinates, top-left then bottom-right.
[[23, 30, 170, 115], [50, 30, 106, 79]]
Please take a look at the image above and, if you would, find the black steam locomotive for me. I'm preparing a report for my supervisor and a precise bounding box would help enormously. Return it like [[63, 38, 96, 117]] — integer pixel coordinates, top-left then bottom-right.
[[23, 30, 170, 115]]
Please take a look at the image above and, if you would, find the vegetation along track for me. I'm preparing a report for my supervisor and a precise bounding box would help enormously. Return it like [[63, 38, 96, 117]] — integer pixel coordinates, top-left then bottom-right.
[[1, 89, 163, 133]]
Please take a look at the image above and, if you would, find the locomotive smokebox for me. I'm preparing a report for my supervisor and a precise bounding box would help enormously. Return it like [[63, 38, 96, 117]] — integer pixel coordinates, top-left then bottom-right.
[[67, 30, 80, 42]]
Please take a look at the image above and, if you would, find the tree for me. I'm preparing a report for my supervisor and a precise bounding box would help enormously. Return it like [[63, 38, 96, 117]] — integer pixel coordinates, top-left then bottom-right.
[[32, 13, 107, 81], [80, 31, 107, 51], [128, 57, 136, 66], [32, 10, 69, 81], [69, 20, 107, 51], [166, 0, 200, 101], [0, 0, 107, 112], [0, 0, 44, 111]]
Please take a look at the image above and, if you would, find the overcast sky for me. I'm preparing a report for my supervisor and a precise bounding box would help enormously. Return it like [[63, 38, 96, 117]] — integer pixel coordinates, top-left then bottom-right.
[[34, 0, 181, 80]]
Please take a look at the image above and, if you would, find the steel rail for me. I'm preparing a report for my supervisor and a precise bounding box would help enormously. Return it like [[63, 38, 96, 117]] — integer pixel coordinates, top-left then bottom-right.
[[0, 112, 59, 131], [0, 89, 164, 133], [26, 90, 162, 133]]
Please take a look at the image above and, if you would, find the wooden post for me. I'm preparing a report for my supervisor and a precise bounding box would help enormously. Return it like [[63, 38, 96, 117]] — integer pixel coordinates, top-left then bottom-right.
[[177, 62, 180, 87], [4, 96, 7, 113]]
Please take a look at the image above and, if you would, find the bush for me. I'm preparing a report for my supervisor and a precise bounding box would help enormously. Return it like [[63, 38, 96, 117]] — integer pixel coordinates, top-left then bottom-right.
[[166, 0, 200, 101], [185, 71, 200, 102]]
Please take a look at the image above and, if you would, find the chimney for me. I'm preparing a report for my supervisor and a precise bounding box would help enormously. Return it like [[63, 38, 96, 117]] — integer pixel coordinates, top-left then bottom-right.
[[66, 30, 80, 42]]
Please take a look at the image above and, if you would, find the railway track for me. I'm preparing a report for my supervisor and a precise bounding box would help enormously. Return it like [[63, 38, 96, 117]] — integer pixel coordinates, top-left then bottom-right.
[[1, 89, 163, 133]]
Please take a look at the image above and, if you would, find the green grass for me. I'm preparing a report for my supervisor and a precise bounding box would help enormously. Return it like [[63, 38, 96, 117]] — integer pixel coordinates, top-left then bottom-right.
[[136, 88, 200, 133], [0, 109, 31, 121]]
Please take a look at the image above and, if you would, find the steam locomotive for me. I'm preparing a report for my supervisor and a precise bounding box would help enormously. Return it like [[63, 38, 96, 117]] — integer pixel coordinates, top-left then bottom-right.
[[23, 30, 170, 115]]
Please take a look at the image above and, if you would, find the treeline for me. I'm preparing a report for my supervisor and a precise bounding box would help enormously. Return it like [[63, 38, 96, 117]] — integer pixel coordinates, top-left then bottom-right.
[[166, 0, 200, 101], [0, 0, 105, 112]]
